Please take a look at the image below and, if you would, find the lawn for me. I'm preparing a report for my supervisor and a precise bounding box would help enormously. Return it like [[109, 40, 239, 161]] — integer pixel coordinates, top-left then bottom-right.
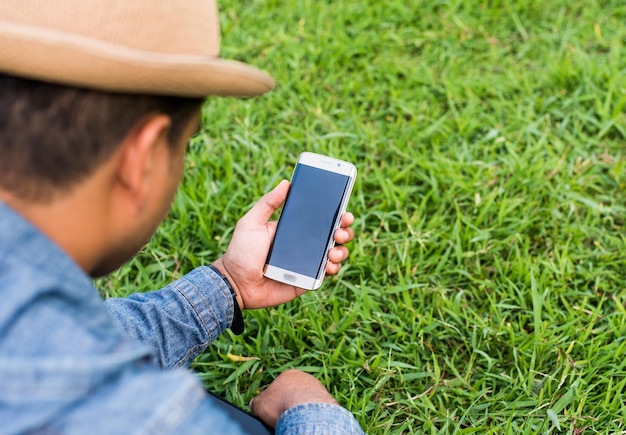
[[97, 0, 626, 433]]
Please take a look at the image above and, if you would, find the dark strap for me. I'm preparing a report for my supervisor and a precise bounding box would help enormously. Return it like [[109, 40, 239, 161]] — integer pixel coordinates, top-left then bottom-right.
[[208, 265, 244, 335]]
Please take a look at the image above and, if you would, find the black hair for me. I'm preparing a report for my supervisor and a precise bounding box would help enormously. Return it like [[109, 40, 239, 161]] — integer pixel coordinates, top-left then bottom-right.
[[0, 74, 203, 201]]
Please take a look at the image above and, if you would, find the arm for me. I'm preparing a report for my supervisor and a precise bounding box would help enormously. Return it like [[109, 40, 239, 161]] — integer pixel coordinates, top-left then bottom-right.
[[105, 180, 354, 370], [252, 370, 366, 435], [174, 385, 365, 435], [107, 181, 363, 432], [104, 265, 236, 369], [175, 370, 365, 434]]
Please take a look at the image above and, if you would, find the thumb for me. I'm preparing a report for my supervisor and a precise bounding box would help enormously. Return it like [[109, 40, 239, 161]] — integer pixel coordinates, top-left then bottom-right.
[[245, 180, 290, 226]]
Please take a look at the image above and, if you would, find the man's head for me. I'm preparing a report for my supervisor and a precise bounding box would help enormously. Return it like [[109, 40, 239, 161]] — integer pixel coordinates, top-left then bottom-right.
[[0, 0, 274, 276], [0, 74, 204, 276]]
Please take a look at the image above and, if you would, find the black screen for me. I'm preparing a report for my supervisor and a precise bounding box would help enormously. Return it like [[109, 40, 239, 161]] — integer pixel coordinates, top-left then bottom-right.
[[267, 164, 350, 277]]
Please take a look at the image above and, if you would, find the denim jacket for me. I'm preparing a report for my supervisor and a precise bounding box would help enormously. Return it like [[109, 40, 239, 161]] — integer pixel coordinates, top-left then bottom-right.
[[0, 202, 365, 434]]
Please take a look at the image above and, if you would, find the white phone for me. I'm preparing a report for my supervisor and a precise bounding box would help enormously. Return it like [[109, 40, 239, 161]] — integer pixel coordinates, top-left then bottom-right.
[[263, 152, 357, 290]]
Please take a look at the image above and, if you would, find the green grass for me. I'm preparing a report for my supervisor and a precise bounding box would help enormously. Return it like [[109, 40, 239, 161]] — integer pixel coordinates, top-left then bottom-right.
[[97, 0, 626, 433]]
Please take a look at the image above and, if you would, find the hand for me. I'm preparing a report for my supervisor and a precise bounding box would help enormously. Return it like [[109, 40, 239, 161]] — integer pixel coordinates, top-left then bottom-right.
[[249, 369, 339, 428], [213, 180, 355, 310]]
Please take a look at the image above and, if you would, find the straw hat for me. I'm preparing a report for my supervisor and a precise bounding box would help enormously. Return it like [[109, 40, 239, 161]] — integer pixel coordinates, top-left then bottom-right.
[[0, 0, 275, 97]]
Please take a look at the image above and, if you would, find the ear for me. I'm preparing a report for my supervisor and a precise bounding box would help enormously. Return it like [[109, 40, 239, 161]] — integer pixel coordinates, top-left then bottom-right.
[[114, 114, 172, 211]]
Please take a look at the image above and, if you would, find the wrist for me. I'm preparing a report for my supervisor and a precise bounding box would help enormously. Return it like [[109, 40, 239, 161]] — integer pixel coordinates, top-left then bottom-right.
[[211, 258, 245, 310]]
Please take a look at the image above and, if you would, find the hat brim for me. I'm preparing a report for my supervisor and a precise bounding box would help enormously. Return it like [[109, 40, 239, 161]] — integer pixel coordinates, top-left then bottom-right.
[[0, 21, 275, 97]]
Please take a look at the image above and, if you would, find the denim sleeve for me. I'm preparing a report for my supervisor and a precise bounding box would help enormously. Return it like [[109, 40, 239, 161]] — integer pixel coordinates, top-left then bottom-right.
[[275, 403, 366, 435], [104, 266, 235, 369]]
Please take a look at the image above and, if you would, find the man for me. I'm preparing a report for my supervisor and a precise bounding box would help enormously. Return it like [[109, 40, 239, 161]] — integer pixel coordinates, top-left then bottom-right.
[[0, 0, 365, 433]]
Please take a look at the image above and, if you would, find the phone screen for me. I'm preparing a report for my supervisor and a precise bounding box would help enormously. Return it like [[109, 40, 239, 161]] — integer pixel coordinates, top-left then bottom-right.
[[266, 163, 351, 278]]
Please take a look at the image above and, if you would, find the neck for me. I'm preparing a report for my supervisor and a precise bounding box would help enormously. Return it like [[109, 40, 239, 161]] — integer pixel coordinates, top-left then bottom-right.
[[0, 177, 112, 276]]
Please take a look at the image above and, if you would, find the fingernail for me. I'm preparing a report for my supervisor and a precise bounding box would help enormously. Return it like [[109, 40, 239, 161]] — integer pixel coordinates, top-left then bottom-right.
[[342, 229, 350, 242]]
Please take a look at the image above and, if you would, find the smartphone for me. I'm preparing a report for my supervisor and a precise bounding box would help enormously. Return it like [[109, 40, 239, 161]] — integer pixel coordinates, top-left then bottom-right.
[[263, 152, 357, 290], [206, 392, 274, 434]]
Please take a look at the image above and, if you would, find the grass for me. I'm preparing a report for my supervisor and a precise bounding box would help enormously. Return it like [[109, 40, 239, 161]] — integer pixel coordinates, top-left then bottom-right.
[[97, 0, 626, 433]]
